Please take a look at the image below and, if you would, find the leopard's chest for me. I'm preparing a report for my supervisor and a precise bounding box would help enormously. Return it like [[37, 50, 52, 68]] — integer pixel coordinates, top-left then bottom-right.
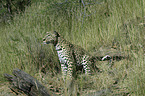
[[55, 45, 68, 64], [57, 50, 67, 64]]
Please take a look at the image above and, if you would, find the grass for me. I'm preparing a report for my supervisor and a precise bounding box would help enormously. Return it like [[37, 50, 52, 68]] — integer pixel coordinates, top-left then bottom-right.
[[0, 0, 144, 95]]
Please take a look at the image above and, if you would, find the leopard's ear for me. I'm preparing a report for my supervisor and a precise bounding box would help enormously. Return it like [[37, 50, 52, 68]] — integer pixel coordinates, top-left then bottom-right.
[[54, 31, 60, 37]]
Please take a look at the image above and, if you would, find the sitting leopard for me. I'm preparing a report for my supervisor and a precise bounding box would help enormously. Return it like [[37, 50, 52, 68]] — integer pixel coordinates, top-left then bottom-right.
[[43, 31, 105, 79]]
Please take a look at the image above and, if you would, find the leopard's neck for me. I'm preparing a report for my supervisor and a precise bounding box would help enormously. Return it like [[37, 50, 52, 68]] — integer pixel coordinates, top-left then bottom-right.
[[55, 37, 64, 51]]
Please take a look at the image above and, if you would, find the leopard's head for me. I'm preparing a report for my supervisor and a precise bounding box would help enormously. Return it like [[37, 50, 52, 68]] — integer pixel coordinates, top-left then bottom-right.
[[43, 31, 60, 46]]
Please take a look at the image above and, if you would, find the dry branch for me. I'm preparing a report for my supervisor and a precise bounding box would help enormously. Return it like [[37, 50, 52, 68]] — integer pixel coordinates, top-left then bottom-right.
[[4, 69, 52, 96]]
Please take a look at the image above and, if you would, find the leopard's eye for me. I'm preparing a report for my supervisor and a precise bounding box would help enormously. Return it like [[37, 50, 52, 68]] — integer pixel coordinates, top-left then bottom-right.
[[47, 34, 50, 36], [43, 38, 46, 41]]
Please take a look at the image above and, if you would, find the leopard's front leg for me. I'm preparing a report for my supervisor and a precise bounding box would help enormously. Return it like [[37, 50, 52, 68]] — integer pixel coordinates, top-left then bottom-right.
[[61, 63, 68, 80], [61, 57, 73, 80], [66, 61, 73, 79]]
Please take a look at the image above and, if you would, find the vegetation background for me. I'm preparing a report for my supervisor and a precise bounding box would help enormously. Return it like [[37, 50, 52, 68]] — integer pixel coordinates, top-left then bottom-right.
[[0, 0, 144, 95]]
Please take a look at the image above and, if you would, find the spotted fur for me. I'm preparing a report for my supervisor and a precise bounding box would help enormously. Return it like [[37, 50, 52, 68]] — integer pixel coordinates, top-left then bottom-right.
[[43, 31, 99, 79]]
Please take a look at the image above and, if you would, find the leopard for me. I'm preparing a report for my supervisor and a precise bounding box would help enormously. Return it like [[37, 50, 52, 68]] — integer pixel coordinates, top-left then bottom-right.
[[43, 31, 102, 79]]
